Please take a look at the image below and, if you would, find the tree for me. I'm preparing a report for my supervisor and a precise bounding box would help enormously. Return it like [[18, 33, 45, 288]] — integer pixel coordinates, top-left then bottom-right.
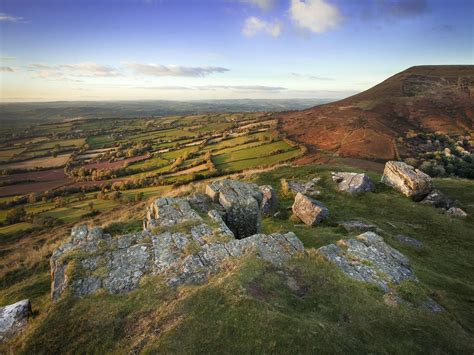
[[6, 207, 27, 225]]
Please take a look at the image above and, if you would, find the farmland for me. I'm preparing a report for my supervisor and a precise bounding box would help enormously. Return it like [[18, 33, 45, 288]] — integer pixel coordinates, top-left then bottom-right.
[[0, 112, 304, 237]]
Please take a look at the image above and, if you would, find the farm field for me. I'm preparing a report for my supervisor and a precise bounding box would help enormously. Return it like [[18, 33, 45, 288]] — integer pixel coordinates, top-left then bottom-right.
[[0, 112, 305, 239]]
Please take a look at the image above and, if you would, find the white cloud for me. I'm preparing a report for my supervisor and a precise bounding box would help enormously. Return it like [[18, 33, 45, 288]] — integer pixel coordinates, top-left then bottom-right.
[[28, 62, 120, 80], [124, 62, 229, 77], [0, 66, 15, 72], [242, 16, 282, 37], [239, 0, 275, 11], [0, 12, 26, 23], [289, 0, 342, 34]]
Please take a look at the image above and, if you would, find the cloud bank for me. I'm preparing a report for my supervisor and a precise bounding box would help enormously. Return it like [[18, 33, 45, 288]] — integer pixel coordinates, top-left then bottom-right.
[[124, 62, 230, 77], [242, 16, 282, 37]]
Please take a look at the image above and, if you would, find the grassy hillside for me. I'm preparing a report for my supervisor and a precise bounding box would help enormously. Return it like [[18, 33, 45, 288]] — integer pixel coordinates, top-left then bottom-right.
[[1, 165, 473, 353]]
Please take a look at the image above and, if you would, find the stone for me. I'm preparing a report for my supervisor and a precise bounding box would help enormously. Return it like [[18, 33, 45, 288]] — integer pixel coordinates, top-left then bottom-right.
[[292, 192, 328, 226], [446, 207, 468, 218], [338, 220, 377, 233], [420, 189, 453, 209], [381, 161, 433, 201], [0, 299, 32, 343], [395, 234, 423, 249], [205, 179, 263, 239], [331, 172, 375, 194], [143, 197, 202, 231], [51, 182, 305, 300], [281, 178, 320, 196], [318, 232, 416, 292], [259, 185, 278, 216]]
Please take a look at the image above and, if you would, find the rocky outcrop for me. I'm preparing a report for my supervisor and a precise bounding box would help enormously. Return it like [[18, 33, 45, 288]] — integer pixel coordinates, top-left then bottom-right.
[[420, 189, 453, 209], [331, 172, 375, 195], [292, 192, 329, 226], [205, 180, 263, 238], [259, 185, 278, 216], [51, 186, 304, 300], [0, 299, 32, 343], [381, 161, 433, 201], [281, 178, 321, 196], [318, 232, 416, 292], [446, 207, 468, 218]]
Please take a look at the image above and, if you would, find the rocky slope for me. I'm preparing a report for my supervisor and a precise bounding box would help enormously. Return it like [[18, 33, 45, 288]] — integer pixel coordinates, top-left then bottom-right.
[[280, 65, 474, 161]]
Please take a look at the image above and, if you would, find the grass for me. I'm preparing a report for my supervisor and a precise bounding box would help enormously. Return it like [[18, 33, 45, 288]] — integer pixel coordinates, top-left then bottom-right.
[[0, 222, 35, 236]]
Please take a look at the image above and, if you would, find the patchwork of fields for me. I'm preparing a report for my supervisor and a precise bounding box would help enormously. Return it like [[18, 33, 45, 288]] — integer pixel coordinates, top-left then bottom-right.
[[0, 113, 304, 236]]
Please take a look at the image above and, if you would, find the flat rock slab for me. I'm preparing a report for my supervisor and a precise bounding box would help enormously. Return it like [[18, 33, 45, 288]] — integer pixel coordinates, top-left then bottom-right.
[[318, 232, 416, 292], [420, 189, 453, 209], [332, 172, 375, 195], [338, 220, 378, 233], [0, 299, 32, 343], [144, 197, 202, 231], [292, 192, 329, 226], [381, 161, 433, 201], [446, 207, 468, 218], [281, 178, 321, 196], [395, 234, 423, 249]]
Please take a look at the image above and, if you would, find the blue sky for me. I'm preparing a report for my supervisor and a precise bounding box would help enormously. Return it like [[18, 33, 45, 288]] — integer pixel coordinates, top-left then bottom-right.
[[0, 0, 473, 101]]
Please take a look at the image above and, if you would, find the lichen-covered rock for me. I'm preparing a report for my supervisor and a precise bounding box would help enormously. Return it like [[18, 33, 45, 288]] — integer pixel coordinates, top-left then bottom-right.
[[318, 232, 416, 292], [205, 179, 263, 238], [51, 184, 304, 300], [259, 185, 278, 216], [0, 299, 32, 343], [281, 178, 320, 196], [143, 197, 202, 231], [420, 189, 453, 209], [331, 172, 375, 195], [381, 161, 433, 201], [446, 207, 468, 218], [338, 220, 378, 233], [292, 192, 328, 226]]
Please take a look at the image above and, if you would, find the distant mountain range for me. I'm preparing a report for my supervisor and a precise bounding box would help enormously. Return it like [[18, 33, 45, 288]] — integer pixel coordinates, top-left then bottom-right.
[[280, 65, 474, 160], [0, 99, 334, 122]]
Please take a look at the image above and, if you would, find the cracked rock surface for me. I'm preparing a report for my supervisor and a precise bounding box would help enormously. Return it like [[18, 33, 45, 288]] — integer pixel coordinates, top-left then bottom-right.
[[0, 299, 32, 343]]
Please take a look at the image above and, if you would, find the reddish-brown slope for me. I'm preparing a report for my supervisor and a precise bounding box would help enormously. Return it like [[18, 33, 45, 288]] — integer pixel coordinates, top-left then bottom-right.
[[280, 65, 474, 161]]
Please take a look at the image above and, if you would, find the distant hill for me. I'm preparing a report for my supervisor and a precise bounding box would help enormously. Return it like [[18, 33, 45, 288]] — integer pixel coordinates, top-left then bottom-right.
[[0, 99, 333, 122], [280, 65, 474, 160]]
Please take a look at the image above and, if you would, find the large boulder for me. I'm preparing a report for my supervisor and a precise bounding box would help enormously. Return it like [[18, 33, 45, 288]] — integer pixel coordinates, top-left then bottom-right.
[[259, 185, 278, 216], [292, 192, 329, 226], [51, 188, 304, 300], [381, 161, 433, 201], [0, 299, 32, 343], [318, 232, 416, 292], [331, 172, 375, 195], [205, 180, 263, 239]]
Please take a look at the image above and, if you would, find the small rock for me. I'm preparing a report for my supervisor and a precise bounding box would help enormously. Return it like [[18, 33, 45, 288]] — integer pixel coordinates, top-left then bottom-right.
[[292, 192, 329, 226], [0, 299, 32, 343], [420, 189, 453, 209], [446, 207, 468, 218], [381, 161, 433, 201], [331, 172, 375, 194], [338, 220, 377, 233], [395, 234, 423, 249], [281, 178, 320, 196], [259, 185, 278, 216]]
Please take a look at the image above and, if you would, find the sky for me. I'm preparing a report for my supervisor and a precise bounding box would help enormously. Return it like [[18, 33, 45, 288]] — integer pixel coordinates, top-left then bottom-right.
[[0, 0, 473, 102]]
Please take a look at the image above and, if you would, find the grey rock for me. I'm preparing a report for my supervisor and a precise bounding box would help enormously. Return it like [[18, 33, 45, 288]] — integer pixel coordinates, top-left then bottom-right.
[[381, 161, 433, 201], [420, 189, 453, 209], [143, 197, 202, 231], [318, 232, 416, 292], [446, 207, 468, 218], [338, 220, 377, 233], [395, 234, 423, 249], [0, 299, 32, 343], [259, 185, 278, 216], [331, 172, 375, 194], [205, 179, 263, 239], [281, 178, 320, 196], [292, 192, 329, 226]]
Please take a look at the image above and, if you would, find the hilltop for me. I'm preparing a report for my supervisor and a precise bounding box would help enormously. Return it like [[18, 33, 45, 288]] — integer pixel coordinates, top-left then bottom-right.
[[280, 65, 474, 163]]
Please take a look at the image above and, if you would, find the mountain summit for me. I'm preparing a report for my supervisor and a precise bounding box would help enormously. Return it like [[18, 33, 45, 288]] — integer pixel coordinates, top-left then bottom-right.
[[280, 65, 474, 160]]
